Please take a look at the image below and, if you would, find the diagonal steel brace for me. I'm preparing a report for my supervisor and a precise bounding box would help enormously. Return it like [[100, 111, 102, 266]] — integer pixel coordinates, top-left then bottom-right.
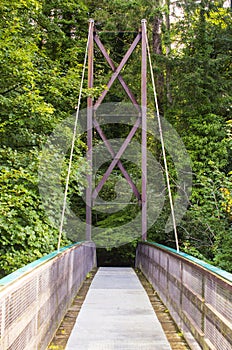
[[93, 118, 141, 201], [94, 34, 141, 114], [92, 117, 141, 200], [94, 33, 142, 111]]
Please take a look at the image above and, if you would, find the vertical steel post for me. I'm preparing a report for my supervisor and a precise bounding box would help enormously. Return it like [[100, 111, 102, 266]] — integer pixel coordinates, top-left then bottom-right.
[[141, 19, 147, 241], [86, 19, 94, 241]]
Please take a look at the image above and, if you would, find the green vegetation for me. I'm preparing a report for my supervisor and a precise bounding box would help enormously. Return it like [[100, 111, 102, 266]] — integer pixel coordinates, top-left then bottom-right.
[[0, 0, 231, 276]]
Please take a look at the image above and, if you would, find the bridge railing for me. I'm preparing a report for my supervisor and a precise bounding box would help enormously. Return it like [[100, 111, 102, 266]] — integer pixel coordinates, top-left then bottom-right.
[[136, 241, 232, 350], [0, 241, 96, 350]]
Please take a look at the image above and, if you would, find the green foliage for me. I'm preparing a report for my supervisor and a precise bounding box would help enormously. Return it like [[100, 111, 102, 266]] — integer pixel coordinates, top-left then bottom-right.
[[166, 2, 231, 268], [214, 225, 232, 272], [97, 240, 138, 267], [0, 0, 90, 148], [0, 0, 89, 276], [83, 1, 232, 270], [213, 171, 232, 271], [0, 0, 231, 274], [0, 148, 62, 276]]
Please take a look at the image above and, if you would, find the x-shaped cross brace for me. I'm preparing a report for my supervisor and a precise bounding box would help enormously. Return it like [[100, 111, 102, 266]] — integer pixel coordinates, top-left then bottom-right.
[[92, 119, 141, 201], [94, 33, 141, 114], [86, 19, 147, 241], [91, 33, 142, 201]]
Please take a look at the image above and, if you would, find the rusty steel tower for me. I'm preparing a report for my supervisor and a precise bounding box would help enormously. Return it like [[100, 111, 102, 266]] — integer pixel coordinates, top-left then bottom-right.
[[86, 19, 148, 242]]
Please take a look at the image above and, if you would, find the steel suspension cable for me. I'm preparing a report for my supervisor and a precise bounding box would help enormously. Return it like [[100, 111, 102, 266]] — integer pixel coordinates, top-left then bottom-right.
[[57, 21, 94, 252], [145, 29, 179, 252]]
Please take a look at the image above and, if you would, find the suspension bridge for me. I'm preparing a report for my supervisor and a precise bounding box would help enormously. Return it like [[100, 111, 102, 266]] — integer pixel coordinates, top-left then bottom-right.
[[0, 20, 232, 350]]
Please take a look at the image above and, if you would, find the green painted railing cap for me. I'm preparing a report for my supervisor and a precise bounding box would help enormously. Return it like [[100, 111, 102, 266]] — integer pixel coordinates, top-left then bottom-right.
[[0, 242, 82, 287], [146, 241, 232, 283]]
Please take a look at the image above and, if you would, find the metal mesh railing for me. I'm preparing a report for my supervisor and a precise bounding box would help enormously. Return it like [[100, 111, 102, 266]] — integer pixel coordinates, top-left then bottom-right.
[[136, 242, 232, 350], [0, 241, 96, 350]]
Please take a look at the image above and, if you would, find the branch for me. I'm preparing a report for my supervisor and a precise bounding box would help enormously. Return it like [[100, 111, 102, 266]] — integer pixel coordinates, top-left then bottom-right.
[[0, 84, 21, 95]]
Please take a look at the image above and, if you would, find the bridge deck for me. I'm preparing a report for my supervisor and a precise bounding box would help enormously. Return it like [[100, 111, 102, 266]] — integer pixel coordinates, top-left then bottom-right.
[[65, 267, 172, 350]]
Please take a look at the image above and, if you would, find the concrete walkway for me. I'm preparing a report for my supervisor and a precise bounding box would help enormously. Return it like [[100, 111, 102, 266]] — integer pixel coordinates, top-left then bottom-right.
[[65, 267, 172, 350]]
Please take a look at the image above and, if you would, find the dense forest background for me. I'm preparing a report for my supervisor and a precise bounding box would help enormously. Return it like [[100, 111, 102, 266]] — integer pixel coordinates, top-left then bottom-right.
[[0, 0, 231, 276]]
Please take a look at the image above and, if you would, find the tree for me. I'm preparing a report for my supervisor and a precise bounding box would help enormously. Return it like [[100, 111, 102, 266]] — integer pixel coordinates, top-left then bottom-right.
[[1, 0, 231, 273], [160, 0, 232, 267], [0, 0, 89, 276]]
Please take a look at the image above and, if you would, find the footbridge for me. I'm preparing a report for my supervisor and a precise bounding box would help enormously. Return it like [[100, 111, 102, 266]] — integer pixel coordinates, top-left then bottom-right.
[[1, 19, 232, 350], [0, 242, 231, 350]]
